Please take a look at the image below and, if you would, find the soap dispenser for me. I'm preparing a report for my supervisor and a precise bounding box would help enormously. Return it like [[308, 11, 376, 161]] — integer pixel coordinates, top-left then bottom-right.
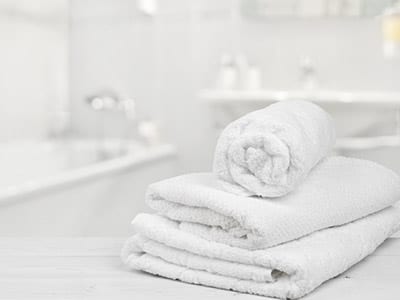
[[216, 54, 238, 90], [299, 56, 317, 90]]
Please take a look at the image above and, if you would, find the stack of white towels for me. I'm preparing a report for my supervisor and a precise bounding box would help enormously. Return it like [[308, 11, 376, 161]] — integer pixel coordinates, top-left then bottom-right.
[[121, 100, 400, 299]]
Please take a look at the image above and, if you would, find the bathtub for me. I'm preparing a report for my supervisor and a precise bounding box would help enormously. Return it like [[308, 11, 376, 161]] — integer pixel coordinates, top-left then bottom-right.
[[0, 139, 177, 236]]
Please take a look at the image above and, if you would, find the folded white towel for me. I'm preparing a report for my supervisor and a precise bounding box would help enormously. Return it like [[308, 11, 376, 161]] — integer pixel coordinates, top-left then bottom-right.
[[146, 156, 400, 249], [122, 207, 400, 299], [213, 100, 336, 197]]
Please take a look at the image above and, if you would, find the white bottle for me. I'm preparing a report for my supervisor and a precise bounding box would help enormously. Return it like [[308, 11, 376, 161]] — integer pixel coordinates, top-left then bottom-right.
[[235, 54, 249, 90], [244, 65, 262, 90], [138, 119, 161, 146], [216, 54, 238, 90]]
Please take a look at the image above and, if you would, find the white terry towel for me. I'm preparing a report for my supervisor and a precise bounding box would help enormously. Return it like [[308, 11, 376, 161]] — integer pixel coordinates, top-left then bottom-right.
[[146, 156, 400, 249], [213, 100, 336, 197], [122, 207, 400, 299]]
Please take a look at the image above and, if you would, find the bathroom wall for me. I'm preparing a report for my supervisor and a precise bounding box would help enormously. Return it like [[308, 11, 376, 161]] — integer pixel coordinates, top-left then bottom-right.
[[69, 0, 400, 173], [0, 0, 69, 141], [69, 0, 233, 172]]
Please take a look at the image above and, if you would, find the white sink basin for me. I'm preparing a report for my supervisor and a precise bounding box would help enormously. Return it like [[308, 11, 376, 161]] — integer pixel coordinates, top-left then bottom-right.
[[199, 89, 400, 107]]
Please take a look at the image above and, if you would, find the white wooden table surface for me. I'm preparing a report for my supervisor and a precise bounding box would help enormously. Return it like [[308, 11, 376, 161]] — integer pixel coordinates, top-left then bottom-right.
[[0, 237, 399, 299]]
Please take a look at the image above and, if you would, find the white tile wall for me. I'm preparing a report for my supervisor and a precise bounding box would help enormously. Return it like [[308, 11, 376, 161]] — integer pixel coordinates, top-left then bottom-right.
[[0, 0, 68, 141]]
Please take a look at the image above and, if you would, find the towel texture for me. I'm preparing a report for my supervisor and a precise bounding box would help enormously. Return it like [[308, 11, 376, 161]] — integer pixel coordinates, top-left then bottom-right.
[[213, 100, 336, 197], [122, 207, 400, 299], [146, 156, 400, 249]]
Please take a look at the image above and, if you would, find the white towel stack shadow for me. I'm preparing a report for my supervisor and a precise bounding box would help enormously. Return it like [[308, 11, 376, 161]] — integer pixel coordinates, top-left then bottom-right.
[[121, 100, 400, 299]]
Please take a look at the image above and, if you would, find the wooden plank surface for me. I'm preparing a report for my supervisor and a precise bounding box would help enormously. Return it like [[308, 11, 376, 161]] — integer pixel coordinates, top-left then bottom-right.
[[0, 238, 399, 299]]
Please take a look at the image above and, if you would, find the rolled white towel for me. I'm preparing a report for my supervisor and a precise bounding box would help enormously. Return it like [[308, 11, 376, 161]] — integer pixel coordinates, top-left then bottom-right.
[[213, 100, 336, 197]]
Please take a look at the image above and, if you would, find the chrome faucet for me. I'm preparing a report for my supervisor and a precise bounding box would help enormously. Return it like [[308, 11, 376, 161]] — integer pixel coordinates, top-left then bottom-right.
[[85, 91, 137, 157], [86, 91, 120, 111], [299, 56, 317, 90], [86, 92, 136, 117], [119, 97, 136, 120]]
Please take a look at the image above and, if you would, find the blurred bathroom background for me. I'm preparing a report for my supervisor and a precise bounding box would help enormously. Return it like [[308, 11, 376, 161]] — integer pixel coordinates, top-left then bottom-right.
[[1, 0, 400, 236]]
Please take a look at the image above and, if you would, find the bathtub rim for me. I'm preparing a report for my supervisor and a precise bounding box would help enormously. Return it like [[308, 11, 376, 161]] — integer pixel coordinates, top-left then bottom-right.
[[0, 142, 176, 203]]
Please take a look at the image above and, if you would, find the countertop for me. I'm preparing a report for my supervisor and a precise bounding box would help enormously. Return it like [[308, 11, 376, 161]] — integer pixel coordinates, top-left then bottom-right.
[[1, 237, 399, 299]]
